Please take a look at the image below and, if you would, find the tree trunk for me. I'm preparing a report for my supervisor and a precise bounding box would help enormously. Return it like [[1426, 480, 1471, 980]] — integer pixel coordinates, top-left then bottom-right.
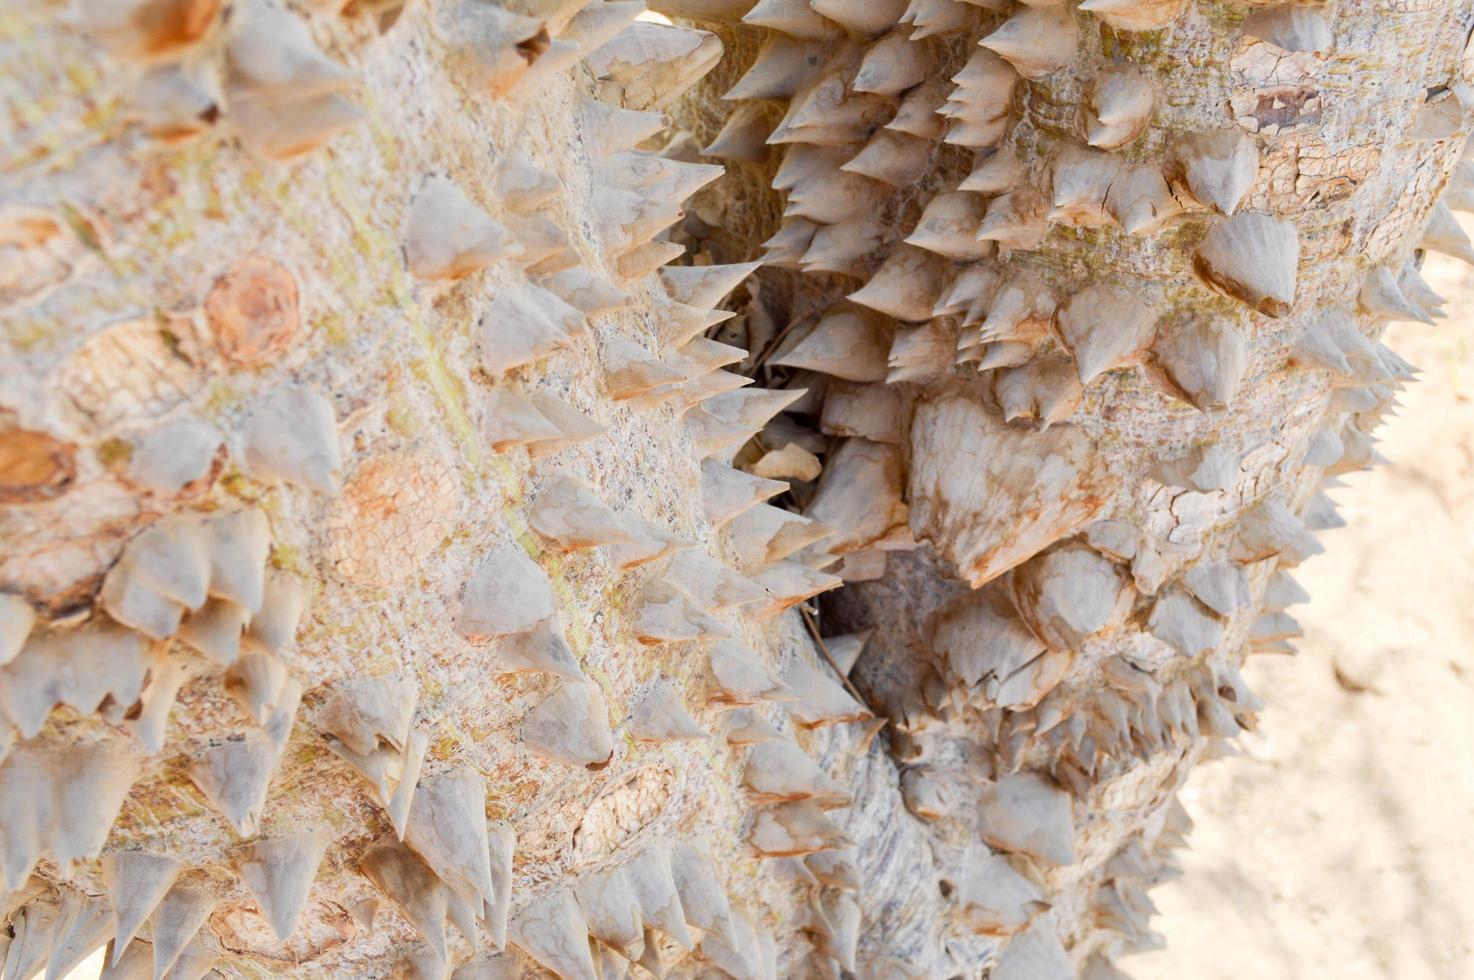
[[1, 0, 1469, 978]]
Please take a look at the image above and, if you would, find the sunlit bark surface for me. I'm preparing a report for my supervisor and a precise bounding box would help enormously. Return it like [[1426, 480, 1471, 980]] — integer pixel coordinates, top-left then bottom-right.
[[2, 0, 1471, 977]]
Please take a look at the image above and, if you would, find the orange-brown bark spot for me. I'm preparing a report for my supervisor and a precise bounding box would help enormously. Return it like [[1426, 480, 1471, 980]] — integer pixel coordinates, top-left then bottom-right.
[[205, 255, 301, 365], [0, 428, 77, 504], [132, 0, 222, 58]]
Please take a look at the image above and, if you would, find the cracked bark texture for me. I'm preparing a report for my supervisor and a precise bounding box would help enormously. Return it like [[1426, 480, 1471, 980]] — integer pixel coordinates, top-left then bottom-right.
[[1, 0, 1472, 978]]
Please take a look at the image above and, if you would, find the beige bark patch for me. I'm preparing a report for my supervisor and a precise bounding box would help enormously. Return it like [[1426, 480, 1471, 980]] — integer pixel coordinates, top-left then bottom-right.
[[570, 763, 680, 864], [323, 450, 460, 586], [909, 394, 1115, 587], [52, 316, 205, 432]]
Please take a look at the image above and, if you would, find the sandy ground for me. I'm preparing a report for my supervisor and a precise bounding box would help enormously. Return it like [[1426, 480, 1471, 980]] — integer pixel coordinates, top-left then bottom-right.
[[1133, 247, 1474, 980]]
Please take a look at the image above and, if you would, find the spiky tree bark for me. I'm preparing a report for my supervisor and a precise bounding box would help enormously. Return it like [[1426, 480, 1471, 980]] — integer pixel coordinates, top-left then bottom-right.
[[1, 0, 1469, 977]]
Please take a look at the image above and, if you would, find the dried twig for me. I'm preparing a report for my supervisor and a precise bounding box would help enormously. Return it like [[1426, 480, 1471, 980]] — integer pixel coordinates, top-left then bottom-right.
[[799, 603, 874, 715]]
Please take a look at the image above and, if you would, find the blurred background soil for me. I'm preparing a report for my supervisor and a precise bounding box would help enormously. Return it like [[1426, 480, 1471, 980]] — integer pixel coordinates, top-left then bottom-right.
[[1132, 246, 1474, 980]]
